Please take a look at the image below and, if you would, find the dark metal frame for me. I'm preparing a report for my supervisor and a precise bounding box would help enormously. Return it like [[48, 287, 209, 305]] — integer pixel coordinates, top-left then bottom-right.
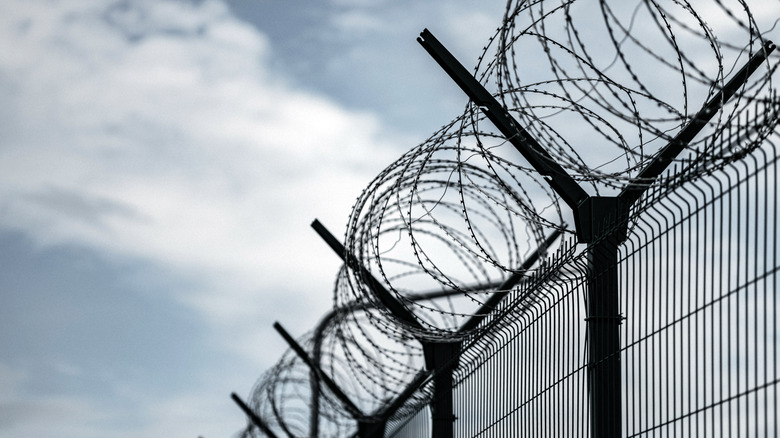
[[416, 28, 774, 438], [232, 29, 776, 438], [310, 220, 560, 438]]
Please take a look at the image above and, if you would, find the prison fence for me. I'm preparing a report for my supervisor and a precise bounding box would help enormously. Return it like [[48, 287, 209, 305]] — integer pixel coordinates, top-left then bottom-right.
[[230, 1, 780, 436], [385, 129, 780, 437]]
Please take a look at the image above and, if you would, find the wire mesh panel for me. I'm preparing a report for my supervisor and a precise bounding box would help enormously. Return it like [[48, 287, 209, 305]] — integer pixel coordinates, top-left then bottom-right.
[[621, 134, 780, 437], [449, 252, 590, 438], [234, 1, 779, 436], [378, 132, 779, 437], [387, 404, 432, 438]]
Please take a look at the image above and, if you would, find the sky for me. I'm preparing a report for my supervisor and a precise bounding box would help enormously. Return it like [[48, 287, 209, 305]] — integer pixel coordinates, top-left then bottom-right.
[[1, 1, 778, 438], [0, 1, 506, 437]]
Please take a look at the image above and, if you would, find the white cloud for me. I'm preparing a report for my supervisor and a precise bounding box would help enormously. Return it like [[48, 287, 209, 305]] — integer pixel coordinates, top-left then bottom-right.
[[330, 9, 389, 34], [0, 360, 247, 438], [0, 1, 407, 434], [0, 0, 775, 436], [0, 1, 407, 401], [0, 362, 103, 437]]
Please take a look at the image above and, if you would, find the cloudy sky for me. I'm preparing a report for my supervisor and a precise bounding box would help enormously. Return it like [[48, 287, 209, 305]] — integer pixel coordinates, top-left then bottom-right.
[[0, 1, 506, 437], [2, 1, 778, 437]]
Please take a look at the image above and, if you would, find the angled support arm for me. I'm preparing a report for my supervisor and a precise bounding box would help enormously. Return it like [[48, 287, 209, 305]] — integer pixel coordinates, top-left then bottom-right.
[[311, 219, 424, 330], [231, 392, 280, 438], [273, 322, 365, 419], [619, 39, 776, 206], [417, 29, 589, 212]]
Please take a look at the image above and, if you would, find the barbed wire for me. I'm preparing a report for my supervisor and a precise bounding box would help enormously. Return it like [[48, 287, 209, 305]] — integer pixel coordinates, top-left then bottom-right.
[[342, 121, 565, 340], [238, 1, 778, 436], [478, 0, 777, 188], [337, 0, 776, 340]]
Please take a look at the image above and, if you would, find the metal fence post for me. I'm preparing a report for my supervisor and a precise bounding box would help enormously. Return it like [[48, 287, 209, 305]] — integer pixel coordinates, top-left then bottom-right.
[[582, 198, 624, 437], [313, 219, 453, 437], [418, 29, 771, 438], [423, 342, 460, 438]]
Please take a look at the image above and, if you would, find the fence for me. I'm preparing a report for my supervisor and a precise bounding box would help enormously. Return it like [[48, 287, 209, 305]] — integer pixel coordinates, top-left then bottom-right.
[[386, 127, 780, 437], [231, 1, 779, 437]]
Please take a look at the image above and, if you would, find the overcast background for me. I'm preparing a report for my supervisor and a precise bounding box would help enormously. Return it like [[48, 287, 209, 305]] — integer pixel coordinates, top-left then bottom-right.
[[3, 1, 779, 437], [0, 1, 506, 437]]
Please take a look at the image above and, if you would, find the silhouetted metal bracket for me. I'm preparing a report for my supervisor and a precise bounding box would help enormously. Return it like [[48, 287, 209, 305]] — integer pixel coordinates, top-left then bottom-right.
[[350, 370, 433, 438], [273, 321, 365, 419], [417, 29, 589, 215], [620, 39, 776, 206], [418, 29, 775, 438], [311, 219, 424, 330], [418, 29, 775, 243], [231, 392, 280, 438], [576, 196, 627, 243]]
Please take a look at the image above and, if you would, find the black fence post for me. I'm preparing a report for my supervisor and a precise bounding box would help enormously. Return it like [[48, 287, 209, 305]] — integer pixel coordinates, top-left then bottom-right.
[[581, 198, 624, 438], [423, 342, 460, 438], [313, 220, 558, 438], [418, 29, 772, 438]]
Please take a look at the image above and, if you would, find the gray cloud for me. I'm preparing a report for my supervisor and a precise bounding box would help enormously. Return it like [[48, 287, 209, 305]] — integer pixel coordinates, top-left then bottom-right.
[[0, 0, 412, 436]]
